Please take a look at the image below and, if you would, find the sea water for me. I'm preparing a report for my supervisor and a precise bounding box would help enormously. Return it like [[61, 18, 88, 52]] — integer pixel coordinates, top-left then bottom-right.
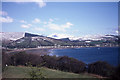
[[49, 47, 119, 66]]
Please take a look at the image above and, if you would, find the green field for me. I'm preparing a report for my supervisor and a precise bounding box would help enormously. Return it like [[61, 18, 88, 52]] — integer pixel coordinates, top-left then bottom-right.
[[2, 66, 97, 78]]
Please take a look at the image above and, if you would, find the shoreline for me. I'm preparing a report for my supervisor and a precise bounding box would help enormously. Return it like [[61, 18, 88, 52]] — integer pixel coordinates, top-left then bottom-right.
[[47, 46, 119, 52], [5, 46, 119, 56], [4, 46, 118, 67]]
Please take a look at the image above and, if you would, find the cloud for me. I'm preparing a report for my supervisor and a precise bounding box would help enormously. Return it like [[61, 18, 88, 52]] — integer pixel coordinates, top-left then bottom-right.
[[36, 2, 46, 8], [20, 20, 27, 23], [0, 16, 13, 23], [44, 22, 73, 31], [44, 23, 61, 31], [0, 11, 14, 23], [63, 22, 73, 28], [43, 21, 47, 24], [48, 18, 54, 23], [32, 18, 41, 23], [0, 11, 8, 16], [115, 30, 118, 34], [3, 0, 46, 8], [21, 24, 32, 28], [34, 27, 45, 31]]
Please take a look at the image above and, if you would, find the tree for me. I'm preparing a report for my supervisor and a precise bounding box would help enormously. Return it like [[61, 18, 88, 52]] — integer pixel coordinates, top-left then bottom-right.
[[111, 65, 120, 80], [88, 61, 115, 77], [27, 63, 45, 80]]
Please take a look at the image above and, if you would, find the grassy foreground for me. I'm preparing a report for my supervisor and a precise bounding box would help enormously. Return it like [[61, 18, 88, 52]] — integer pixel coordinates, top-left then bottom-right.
[[2, 66, 97, 78]]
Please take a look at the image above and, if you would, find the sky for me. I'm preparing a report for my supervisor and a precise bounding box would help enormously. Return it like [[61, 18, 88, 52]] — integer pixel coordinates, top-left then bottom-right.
[[1, 2, 118, 38]]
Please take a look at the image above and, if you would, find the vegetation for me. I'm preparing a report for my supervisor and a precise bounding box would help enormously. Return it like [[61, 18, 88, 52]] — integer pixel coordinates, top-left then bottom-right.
[[27, 63, 45, 79], [88, 61, 115, 77], [42, 55, 86, 73], [2, 50, 118, 79], [111, 65, 120, 80], [3, 51, 86, 74], [2, 66, 95, 78]]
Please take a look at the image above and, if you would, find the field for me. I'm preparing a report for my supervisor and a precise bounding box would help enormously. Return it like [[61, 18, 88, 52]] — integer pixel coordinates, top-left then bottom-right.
[[2, 66, 98, 78]]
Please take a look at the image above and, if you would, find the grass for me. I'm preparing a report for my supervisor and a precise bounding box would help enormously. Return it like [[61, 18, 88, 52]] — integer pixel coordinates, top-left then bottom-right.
[[2, 66, 97, 78]]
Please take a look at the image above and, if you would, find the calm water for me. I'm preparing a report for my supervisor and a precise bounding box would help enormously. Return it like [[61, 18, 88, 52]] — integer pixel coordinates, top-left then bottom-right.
[[49, 47, 119, 66]]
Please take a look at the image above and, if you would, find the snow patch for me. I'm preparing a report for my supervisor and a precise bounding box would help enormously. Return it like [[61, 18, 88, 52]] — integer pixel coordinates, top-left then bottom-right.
[[0, 32, 25, 41]]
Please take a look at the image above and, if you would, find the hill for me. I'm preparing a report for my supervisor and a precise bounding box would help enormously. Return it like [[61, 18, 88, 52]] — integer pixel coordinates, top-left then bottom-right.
[[1, 32, 119, 48]]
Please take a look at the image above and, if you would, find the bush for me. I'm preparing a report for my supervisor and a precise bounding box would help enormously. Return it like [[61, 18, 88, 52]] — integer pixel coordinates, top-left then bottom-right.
[[42, 55, 86, 73], [2, 50, 12, 72], [57, 56, 86, 73], [88, 61, 115, 77], [111, 65, 120, 80], [3, 51, 116, 77], [42, 55, 58, 69], [27, 63, 45, 79], [10, 51, 29, 66], [9, 52, 44, 67]]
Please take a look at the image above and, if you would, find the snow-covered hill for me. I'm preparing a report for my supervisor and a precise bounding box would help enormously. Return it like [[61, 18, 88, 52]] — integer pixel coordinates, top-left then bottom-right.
[[0, 32, 25, 41], [0, 32, 118, 41], [1, 32, 118, 48], [47, 33, 118, 41]]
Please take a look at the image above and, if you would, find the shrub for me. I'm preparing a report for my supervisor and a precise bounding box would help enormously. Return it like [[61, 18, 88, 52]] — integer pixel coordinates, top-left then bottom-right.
[[111, 65, 120, 80], [58, 56, 86, 73], [88, 61, 115, 77]]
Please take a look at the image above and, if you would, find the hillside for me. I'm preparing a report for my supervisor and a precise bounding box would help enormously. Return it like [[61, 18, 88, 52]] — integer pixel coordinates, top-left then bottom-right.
[[1, 32, 119, 48], [3, 66, 96, 78]]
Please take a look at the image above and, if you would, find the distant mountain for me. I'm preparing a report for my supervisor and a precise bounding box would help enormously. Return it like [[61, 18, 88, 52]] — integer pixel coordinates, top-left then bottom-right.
[[1, 32, 43, 41], [60, 38, 71, 42], [1, 32, 74, 48], [1, 32, 119, 48], [25, 33, 41, 37], [6, 36, 76, 48], [71, 34, 119, 41], [0, 32, 25, 41]]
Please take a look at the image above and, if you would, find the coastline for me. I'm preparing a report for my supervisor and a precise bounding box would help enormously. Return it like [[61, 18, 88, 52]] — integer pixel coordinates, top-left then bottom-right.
[[5, 46, 119, 56], [4, 46, 118, 66]]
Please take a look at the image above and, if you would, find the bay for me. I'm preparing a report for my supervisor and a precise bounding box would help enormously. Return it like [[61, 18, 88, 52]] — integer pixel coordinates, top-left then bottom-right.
[[49, 47, 119, 66]]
